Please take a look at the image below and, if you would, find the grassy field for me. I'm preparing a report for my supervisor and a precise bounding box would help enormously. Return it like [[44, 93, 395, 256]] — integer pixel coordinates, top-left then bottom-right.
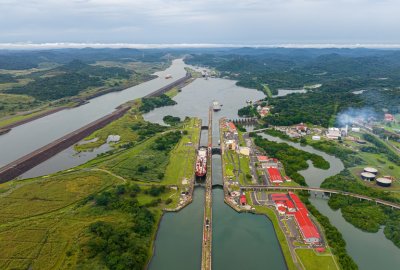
[[75, 100, 143, 151], [0, 170, 122, 269], [162, 118, 200, 185], [253, 205, 297, 270], [295, 249, 338, 270]]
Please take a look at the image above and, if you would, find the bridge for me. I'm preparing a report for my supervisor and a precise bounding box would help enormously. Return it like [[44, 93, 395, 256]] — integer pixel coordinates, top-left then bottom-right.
[[201, 126, 209, 130], [240, 185, 400, 210]]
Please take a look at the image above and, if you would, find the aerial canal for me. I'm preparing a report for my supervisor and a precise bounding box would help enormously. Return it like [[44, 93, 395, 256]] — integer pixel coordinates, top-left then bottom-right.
[[259, 133, 400, 269], [145, 75, 287, 270]]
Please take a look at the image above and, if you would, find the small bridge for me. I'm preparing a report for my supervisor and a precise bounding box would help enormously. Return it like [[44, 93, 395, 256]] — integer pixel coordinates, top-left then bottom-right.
[[211, 148, 221, 155], [240, 185, 400, 210]]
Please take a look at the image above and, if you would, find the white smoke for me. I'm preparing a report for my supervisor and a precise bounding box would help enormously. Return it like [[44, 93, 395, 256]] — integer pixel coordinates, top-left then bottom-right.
[[336, 107, 378, 126]]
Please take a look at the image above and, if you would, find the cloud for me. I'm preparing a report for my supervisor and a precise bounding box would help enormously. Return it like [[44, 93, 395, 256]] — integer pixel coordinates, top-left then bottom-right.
[[0, 0, 399, 43]]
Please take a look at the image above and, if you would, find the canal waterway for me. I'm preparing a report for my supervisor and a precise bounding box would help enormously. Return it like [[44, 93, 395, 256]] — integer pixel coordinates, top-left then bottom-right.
[[146, 75, 287, 269], [0, 59, 187, 168], [259, 132, 400, 269]]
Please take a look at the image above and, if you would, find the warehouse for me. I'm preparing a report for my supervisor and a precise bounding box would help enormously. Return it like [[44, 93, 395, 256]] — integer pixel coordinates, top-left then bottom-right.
[[267, 167, 283, 184]]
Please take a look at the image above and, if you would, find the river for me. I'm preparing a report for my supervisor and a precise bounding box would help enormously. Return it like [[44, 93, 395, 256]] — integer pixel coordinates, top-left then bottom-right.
[[0, 59, 187, 167], [260, 133, 400, 269]]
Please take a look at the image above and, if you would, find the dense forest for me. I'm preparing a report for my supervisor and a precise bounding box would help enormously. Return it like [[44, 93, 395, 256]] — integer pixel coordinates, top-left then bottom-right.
[[79, 183, 167, 270], [6, 60, 132, 100], [139, 94, 177, 113], [321, 170, 400, 248]]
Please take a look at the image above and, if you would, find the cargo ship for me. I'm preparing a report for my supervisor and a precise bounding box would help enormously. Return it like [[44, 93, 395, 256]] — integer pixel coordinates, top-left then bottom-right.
[[212, 100, 221, 111], [195, 147, 207, 177]]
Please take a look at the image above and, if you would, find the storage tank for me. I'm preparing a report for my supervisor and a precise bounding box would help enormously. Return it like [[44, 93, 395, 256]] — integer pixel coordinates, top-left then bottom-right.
[[361, 172, 376, 181], [376, 178, 392, 187], [364, 167, 378, 175]]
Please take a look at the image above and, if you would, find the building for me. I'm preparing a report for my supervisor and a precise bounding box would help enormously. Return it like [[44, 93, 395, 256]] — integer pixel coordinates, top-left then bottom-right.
[[376, 177, 392, 187], [364, 167, 378, 175], [226, 139, 237, 150], [361, 172, 376, 181], [238, 146, 250, 156], [296, 123, 308, 133], [267, 167, 283, 184], [240, 194, 247, 205], [107, 135, 121, 143], [228, 122, 238, 134], [312, 135, 321, 141], [326, 128, 341, 140], [257, 155, 269, 163], [289, 193, 321, 244], [271, 192, 321, 244], [385, 114, 394, 122]]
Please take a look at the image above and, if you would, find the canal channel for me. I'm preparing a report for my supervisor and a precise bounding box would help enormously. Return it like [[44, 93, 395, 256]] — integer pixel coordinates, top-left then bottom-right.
[[146, 76, 287, 270], [259, 133, 400, 270]]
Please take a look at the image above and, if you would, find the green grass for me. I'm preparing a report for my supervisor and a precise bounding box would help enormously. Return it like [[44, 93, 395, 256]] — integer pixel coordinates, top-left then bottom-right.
[[0, 170, 124, 269], [262, 84, 273, 97], [163, 118, 200, 185], [295, 249, 338, 270], [253, 206, 297, 270], [75, 100, 143, 151]]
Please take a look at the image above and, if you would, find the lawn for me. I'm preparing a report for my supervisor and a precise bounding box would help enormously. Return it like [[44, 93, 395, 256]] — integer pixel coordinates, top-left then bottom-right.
[[295, 249, 338, 270], [0, 170, 124, 269], [75, 100, 143, 151], [162, 118, 200, 185], [253, 205, 297, 270]]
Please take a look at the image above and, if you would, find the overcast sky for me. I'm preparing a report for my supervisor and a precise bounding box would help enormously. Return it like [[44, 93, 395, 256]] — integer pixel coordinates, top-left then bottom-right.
[[1, 0, 399, 46]]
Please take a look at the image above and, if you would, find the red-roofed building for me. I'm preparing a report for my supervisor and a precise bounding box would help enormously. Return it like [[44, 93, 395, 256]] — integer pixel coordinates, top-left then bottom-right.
[[240, 194, 247, 205], [257, 155, 269, 162], [267, 167, 283, 183], [385, 114, 394, 122], [289, 192, 321, 244], [228, 122, 238, 134]]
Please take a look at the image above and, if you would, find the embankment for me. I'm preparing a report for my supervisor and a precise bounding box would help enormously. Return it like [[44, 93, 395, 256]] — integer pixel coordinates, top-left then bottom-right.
[[0, 106, 130, 183], [0, 73, 192, 183]]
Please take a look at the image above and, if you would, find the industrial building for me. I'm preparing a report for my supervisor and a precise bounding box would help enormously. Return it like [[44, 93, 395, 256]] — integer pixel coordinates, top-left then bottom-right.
[[361, 172, 376, 181], [364, 167, 378, 175], [267, 167, 283, 184], [376, 177, 393, 187], [271, 192, 321, 244]]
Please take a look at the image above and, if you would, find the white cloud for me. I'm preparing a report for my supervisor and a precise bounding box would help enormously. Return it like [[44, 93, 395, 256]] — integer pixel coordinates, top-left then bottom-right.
[[0, 0, 399, 43]]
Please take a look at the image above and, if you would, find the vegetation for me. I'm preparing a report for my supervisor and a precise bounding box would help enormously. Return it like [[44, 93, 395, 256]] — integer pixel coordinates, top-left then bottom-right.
[[139, 94, 177, 113], [238, 105, 258, 117], [295, 249, 338, 270], [163, 115, 181, 126], [252, 133, 329, 185], [321, 170, 400, 247], [362, 133, 400, 165]]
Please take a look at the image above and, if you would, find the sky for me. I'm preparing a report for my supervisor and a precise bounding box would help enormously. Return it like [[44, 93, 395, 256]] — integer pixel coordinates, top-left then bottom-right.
[[1, 0, 400, 47]]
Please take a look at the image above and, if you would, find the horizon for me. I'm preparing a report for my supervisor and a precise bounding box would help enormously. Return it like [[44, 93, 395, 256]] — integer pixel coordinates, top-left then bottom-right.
[[2, 42, 400, 50]]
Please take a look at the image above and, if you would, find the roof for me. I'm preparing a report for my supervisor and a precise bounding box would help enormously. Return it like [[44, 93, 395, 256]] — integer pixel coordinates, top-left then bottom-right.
[[267, 167, 283, 183], [228, 122, 237, 131], [257, 155, 268, 162], [289, 193, 320, 241], [240, 195, 247, 204]]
